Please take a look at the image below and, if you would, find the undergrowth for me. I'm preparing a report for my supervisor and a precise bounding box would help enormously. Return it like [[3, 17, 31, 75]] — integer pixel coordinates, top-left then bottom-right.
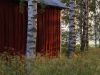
[[0, 48, 100, 75]]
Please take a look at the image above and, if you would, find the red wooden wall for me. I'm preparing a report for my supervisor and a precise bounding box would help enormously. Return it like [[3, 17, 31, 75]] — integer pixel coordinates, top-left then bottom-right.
[[0, 1, 27, 55], [37, 6, 61, 57]]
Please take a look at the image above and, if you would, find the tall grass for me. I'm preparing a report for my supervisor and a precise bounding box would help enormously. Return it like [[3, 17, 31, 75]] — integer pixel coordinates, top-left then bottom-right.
[[0, 48, 100, 75]]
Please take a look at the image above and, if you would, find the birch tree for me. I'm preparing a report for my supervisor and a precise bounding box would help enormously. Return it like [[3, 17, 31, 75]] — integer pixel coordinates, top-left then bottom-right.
[[84, 0, 89, 51], [80, 0, 89, 51], [26, 0, 37, 58], [25, 0, 37, 75], [68, 0, 76, 58]]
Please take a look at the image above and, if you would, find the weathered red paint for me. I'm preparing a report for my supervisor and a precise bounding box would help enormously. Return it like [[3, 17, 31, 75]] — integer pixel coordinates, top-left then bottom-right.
[[37, 6, 61, 57], [0, 1, 27, 55], [0, 1, 61, 57]]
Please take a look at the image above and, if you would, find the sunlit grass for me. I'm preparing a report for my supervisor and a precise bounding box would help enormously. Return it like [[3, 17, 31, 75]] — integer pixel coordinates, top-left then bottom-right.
[[0, 48, 100, 75]]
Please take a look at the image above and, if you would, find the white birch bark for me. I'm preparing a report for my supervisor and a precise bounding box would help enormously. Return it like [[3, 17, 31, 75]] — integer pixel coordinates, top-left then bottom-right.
[[26, 0, 37, 58], [68, 0, 75, 58], [25, 0, 37, 75]]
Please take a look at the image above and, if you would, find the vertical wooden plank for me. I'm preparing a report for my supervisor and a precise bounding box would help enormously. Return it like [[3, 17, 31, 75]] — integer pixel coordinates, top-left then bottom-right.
[[0, 6, 1, 51], [57, 9, 60, 57], [48, 8, 50, 56], [37, 6, 43, 54], [44, 7, 47, 56], [46, 8, 49, 56], [15, 5, 19, 55], [0, 1, 27, 55], [41, 10, 45, 55], [52, 8, 57, 56], [22, 4, 28, 55], [44, 8, 46, 55], [8, 3, 14, 54], [0, 4, 3, 51], [52, 8, 55, 57], [37, 6, 61, 57], [56, 8, 58, 57]]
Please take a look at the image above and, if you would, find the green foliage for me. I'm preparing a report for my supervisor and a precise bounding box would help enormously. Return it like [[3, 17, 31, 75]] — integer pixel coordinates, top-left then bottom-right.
[[39, 3, 46, 13], [61, 0, 70, 5], [89, 0, 96, 13]]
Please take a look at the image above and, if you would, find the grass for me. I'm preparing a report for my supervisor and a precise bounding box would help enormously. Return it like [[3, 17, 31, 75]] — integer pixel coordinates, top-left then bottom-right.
[[0, 48, 100, 75]]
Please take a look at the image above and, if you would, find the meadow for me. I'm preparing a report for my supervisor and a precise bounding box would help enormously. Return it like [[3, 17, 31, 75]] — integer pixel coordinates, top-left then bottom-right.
[[0, 48, 100, 75]]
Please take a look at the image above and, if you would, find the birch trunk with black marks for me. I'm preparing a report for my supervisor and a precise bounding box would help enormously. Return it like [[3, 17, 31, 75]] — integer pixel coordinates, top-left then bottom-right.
[[85, 0, 89, 51], [68, 0, 76, 58], [81, 0, 89, 51], [94, 1, 97, 47], [26, 0, 37, 75], [26, 0, 37, 58], [94, 14, 97, 47]]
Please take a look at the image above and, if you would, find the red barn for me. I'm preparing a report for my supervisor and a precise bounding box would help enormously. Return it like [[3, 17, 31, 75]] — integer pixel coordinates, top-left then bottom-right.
[[0, 0, 28, 55], [37, 0, 66, 57], [0, 0, 66, 57]]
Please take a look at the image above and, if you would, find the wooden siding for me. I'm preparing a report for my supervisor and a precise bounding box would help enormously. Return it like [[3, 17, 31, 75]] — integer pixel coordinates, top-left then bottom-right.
[[0, 1, 27, 55], [37, 7, 61, 57]]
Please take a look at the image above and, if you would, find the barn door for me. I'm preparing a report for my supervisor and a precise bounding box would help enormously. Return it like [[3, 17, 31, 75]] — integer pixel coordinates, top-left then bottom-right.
[[0, 1, 27, 55]]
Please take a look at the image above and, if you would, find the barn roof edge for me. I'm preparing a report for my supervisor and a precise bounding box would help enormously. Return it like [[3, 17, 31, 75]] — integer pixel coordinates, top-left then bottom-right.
[[38, 0, 66, 9]]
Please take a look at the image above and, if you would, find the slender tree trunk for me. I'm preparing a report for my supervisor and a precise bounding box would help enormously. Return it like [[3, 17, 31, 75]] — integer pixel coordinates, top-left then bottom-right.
[[26, 0, 37, 58], [85, 0, 89, 51], [99, 26, 100, 48], [81, 0, 89, 51], [80, 0, 85, 52], [26, 0, 37, 75], [99, 33, 100, 48], [68, 0, 76, 58], [94, 0, 97, 47], [80, 0, 84, 52], [94, 14, 97, 47], [79, 0, 84, 52]]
